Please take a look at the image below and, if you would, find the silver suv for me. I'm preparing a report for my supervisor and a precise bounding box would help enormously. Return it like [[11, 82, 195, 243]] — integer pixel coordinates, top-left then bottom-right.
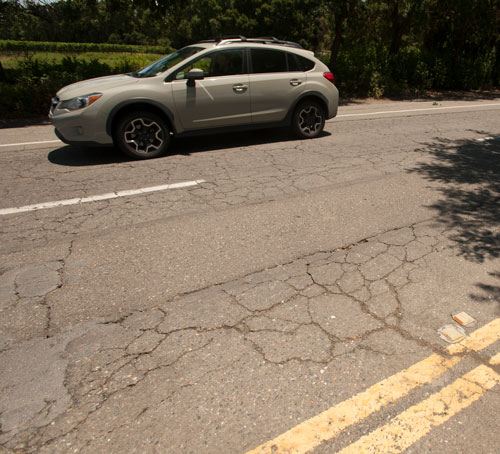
[[50, 37, 339, 159]]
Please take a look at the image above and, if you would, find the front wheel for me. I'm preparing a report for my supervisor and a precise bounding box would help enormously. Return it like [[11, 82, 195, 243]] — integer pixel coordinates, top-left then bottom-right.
[[114, 111, 170, 159], [292, 101, 325, 139]]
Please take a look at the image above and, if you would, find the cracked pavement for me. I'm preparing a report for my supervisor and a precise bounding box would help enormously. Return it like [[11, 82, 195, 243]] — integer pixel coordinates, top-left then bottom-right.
[[0, 107, 457, 253], [1, 99, 500, 453]]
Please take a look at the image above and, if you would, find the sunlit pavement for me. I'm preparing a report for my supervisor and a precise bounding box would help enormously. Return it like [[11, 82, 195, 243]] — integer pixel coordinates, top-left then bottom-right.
[[1, 98, 499, 453]]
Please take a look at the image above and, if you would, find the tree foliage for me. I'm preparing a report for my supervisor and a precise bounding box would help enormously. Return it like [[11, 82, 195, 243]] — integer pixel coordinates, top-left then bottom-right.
[[1, 0, 499, 95]]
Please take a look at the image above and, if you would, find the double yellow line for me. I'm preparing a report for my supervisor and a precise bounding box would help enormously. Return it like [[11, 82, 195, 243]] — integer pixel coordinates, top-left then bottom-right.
[[246, 318, 500, 454]]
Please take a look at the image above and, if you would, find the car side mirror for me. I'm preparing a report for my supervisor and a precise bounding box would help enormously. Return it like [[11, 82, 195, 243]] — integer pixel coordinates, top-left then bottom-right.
[[186, 68, 204, 87]]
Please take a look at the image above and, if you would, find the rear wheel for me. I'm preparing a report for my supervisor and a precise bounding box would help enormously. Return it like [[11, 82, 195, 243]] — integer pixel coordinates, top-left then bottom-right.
[[114, 111, 170, 159], [292, 100, 325, 139]]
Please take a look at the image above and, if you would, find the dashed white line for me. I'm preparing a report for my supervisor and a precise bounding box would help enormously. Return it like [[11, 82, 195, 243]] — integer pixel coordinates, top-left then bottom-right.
[[337, 103, 500, 118], [0, 139, 62, 148], [0, 180, 205, 215]]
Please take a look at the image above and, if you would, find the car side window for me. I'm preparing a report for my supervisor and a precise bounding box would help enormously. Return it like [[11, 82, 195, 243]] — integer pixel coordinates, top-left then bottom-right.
[[250, 49, 287, 74], [175, 49, 244, 79], [297, 55, 315, 71], [287, 53, 315, 72]]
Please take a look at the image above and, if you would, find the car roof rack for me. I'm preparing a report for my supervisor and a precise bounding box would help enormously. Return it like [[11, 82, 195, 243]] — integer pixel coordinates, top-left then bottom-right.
[[249, 37, 304, 49], [199, 35, 247, 44], [199, 36, 303, 49]]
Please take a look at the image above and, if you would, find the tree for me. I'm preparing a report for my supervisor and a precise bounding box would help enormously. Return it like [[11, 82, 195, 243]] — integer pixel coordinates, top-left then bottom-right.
[[326, 0, 360, 68]]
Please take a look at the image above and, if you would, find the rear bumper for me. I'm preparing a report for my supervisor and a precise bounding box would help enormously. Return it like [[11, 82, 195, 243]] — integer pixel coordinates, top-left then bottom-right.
[[327, 85, 339, 119]]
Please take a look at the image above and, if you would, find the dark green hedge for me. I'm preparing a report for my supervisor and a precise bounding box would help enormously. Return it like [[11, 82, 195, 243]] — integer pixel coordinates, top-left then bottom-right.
[[0, 40, 172, 55], [0, 55, 158, 118], [1, 43, 498, 118], [318, 45, 498, 97]]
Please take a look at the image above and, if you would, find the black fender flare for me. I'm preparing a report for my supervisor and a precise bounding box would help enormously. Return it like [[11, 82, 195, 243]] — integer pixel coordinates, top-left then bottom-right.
[[285, 91, 330, 124]]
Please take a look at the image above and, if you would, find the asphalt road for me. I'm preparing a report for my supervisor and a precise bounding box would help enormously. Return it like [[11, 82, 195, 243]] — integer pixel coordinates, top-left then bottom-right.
[[1, 97, 499, 454]]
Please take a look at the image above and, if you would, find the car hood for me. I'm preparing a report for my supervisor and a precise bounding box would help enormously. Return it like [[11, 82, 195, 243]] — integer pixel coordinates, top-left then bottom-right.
[[57, 74, 139, 100]]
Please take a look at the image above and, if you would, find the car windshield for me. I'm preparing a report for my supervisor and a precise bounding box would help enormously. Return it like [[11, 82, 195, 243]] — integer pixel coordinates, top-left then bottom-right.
[[132, 46, 204, 78]]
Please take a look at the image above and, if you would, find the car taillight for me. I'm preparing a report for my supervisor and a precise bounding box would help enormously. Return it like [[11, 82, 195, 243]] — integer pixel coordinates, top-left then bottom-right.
[[323, 72, 335, 84]]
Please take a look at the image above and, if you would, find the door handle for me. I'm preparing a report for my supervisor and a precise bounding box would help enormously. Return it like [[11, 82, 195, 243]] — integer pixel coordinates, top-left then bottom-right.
[[290, 79, 302, 86], [233, 84, 248, 93]]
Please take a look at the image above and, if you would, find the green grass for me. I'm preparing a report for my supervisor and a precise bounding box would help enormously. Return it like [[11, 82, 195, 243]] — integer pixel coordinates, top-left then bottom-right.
[[0, 40, 171, 54], [0, 51, 163, 70]]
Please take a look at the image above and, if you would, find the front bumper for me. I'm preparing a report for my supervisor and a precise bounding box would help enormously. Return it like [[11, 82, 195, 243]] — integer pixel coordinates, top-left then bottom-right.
[[53, 128, 106, 147], [49, 100, 113, 146]]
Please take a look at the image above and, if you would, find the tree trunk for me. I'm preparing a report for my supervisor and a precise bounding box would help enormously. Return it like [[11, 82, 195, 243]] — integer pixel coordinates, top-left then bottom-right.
[[329, 11, 346, 69], [389, 2, 402, 55], [0, 61, 6, 82]]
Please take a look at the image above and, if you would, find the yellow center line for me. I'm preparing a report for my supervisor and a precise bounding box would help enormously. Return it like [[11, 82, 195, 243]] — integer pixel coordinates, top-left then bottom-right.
[[245, 318, 500, 454], [336, 365, 500, 454], [446, 318, 500, 354], [490, 352, 500, 365]]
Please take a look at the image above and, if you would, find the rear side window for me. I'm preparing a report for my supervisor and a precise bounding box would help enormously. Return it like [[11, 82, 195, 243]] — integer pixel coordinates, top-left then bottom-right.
[[251, 49, 287, 73], [287, 53, 315, 72]]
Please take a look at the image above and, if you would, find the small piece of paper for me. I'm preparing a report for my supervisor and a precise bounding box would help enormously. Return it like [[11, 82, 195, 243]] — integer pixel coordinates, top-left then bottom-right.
[[452, 312, 476, 327], [438, 324, 466, 344]]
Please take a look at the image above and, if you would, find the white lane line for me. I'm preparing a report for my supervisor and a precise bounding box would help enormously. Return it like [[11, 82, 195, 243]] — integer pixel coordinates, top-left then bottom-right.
[[337, 103, 500, 118], [0, 140, 62, 148], [1, 103, 499, 148], [0, 180, 205, 215]]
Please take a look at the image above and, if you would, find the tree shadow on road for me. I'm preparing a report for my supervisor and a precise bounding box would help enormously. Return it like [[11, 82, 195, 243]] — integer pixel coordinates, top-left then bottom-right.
[[410, 132, 500, 308], [411, 133, 500, 262], [470, 271, 500, 304]]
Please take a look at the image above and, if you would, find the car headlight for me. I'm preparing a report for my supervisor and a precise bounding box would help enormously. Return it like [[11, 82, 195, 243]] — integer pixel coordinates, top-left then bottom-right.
[[59, 93, 102, 111]]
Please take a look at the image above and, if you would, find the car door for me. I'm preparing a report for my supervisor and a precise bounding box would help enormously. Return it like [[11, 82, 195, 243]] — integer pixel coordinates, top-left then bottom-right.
[[170, 48, 251, 130], [248, 49, 306, 124]]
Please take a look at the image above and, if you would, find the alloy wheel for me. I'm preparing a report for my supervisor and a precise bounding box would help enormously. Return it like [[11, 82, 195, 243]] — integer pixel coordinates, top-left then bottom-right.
[[124, 118, 164, 154], [298, 106, 323, 136]]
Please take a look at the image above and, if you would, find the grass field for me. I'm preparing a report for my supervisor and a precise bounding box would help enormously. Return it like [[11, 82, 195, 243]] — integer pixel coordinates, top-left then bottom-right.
[[0, 51, 163, 70]]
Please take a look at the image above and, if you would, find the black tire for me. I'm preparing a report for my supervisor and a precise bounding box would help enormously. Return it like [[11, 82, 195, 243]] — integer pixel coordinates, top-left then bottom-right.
[[114, 110, 170, 159], [292, 100, 326, 139]]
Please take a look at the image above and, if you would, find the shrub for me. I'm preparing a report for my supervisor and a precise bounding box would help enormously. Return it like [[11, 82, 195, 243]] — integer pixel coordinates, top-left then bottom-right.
[[0, 40, 173, 55], [328, 45, 388, 97], [0, 53, 159, 118], [320, 44, 497, 97]]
